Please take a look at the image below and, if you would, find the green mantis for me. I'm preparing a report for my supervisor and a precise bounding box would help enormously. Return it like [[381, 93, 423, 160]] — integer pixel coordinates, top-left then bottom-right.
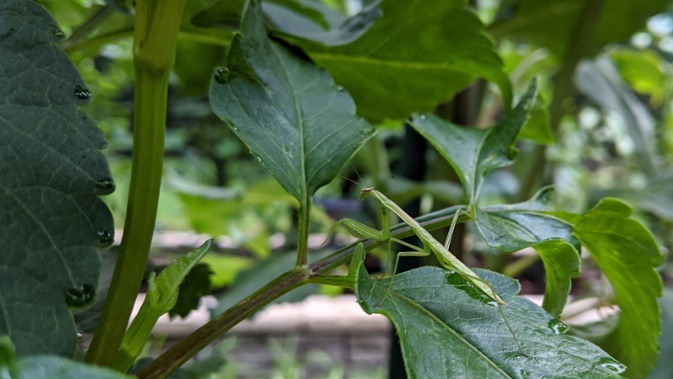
[[337, 187, 526, 353], [337, 187, 505, 305]]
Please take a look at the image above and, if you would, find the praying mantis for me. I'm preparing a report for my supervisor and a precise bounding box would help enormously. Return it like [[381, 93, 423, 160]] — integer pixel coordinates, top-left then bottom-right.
[[336, 186, 525, 353]]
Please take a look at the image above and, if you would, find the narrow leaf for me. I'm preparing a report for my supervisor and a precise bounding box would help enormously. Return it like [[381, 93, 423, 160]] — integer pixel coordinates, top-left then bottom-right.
[[572, 198, 663, 378], [210, 0, 374, 201], [410, 80, 538, 203], [0, 0, 114, 357], [356, 266, 626, 378], [113, 240, 213, 372], [293, 0, 512, 120]]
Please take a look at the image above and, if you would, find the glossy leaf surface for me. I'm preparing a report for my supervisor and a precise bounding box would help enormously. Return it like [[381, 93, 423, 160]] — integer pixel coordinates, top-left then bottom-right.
[[410, 81, 537, 204], [356, 266, 625, 378], [295, 0, 512, 120], [0, 0, 114, 357], [210, 0, 374, 201]]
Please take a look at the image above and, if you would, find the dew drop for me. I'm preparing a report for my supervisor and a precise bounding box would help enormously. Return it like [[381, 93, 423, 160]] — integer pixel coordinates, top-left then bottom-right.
[[597, 357, 627, 374], [231, 125, 239, 132], [73, 85, 92, 100], [418, 114, 427, 120], [96, 229, 114, 246], [214, 67, 230, 84], [359, 128, 374, 136], [93, 177, 115, 195], [547, 318, 569, 335], [333, 85, 344, 92], [65, 283, 95, 308], [52, 27, 65, 40]]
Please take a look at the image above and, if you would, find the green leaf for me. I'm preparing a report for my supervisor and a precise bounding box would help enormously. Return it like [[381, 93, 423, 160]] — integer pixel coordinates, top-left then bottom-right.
[[532, 240, 580, 318], [476, 187, 576, 253], [113, 240, 213, 372], [648, 289, 673, 379], [16, 356, 134, 379], [210, 0, 374, 202], [409, 80, 538, 204], [356, 266, 626, 378], [518, 90, 554, 145], [573, 198, 663, 378], [1, 337, 132, 379], [575, 57, 658, 177], [490, 0, 670, 59], [0, 0, 114, 357], [610, 48, 669, 106], [169, 263, 213, 318], [474, 188, 580, 318], [294, 0, 512, 120]]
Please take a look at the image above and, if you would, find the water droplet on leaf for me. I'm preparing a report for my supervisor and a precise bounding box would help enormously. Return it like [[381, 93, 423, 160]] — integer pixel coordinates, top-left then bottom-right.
[[419, 114, 427, 120], [359, 128, 374, 136], [93, 178, 115, 195], [597, 357, 626, 374], [73, 85, 92, 101], [547, 318, 569, 335], [214, 67, 230, 84], [96, 229, 114, 246], [65, 284, 95, 308], [52, 27, 65, 40], [334, 85, 344, 92]]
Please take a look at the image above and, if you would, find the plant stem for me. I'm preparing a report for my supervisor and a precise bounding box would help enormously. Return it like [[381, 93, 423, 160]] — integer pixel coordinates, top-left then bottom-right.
[[85, 0, 186, 367], [296, 202, 311, 266], [136, 206, 467, 379], [518, 0, 605, 200]]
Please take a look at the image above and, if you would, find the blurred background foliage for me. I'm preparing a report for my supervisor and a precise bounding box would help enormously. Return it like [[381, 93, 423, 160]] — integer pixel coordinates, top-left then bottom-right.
[[38, 0, 673, 376]]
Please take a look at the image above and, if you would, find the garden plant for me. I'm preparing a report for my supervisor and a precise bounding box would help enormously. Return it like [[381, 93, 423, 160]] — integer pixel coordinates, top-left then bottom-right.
[[1, 0, 672, 378]]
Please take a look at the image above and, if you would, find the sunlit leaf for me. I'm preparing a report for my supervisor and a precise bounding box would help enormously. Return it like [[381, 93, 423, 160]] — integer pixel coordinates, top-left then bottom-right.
[[572, 198, 663, 378]]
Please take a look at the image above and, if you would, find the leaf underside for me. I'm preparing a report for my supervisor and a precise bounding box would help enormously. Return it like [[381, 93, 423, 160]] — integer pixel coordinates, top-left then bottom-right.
[[0, 0, 114, 357]]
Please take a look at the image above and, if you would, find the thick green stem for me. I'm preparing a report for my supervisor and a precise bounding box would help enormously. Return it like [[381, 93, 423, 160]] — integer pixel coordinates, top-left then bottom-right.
[[518, 0, 605, 200], [85, 0, 186, 367]]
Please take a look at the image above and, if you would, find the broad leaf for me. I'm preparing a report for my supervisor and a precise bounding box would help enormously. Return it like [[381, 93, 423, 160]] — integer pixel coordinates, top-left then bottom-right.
[[356, 266, 626, 378], [293, 0, 512, 120], [490, 0, 669, 59], [476, 187, 576, 253], [0, 336, 132, 379], [475, 188, 580, 318], [210, 0, 374, 202], [575, 57, 658, 177], [0, 0, 114, 357], [192, 0, 379, 45], [572, 198, 662, 378], [114, 241, 213, 371], [409, 80, 538, 204]]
